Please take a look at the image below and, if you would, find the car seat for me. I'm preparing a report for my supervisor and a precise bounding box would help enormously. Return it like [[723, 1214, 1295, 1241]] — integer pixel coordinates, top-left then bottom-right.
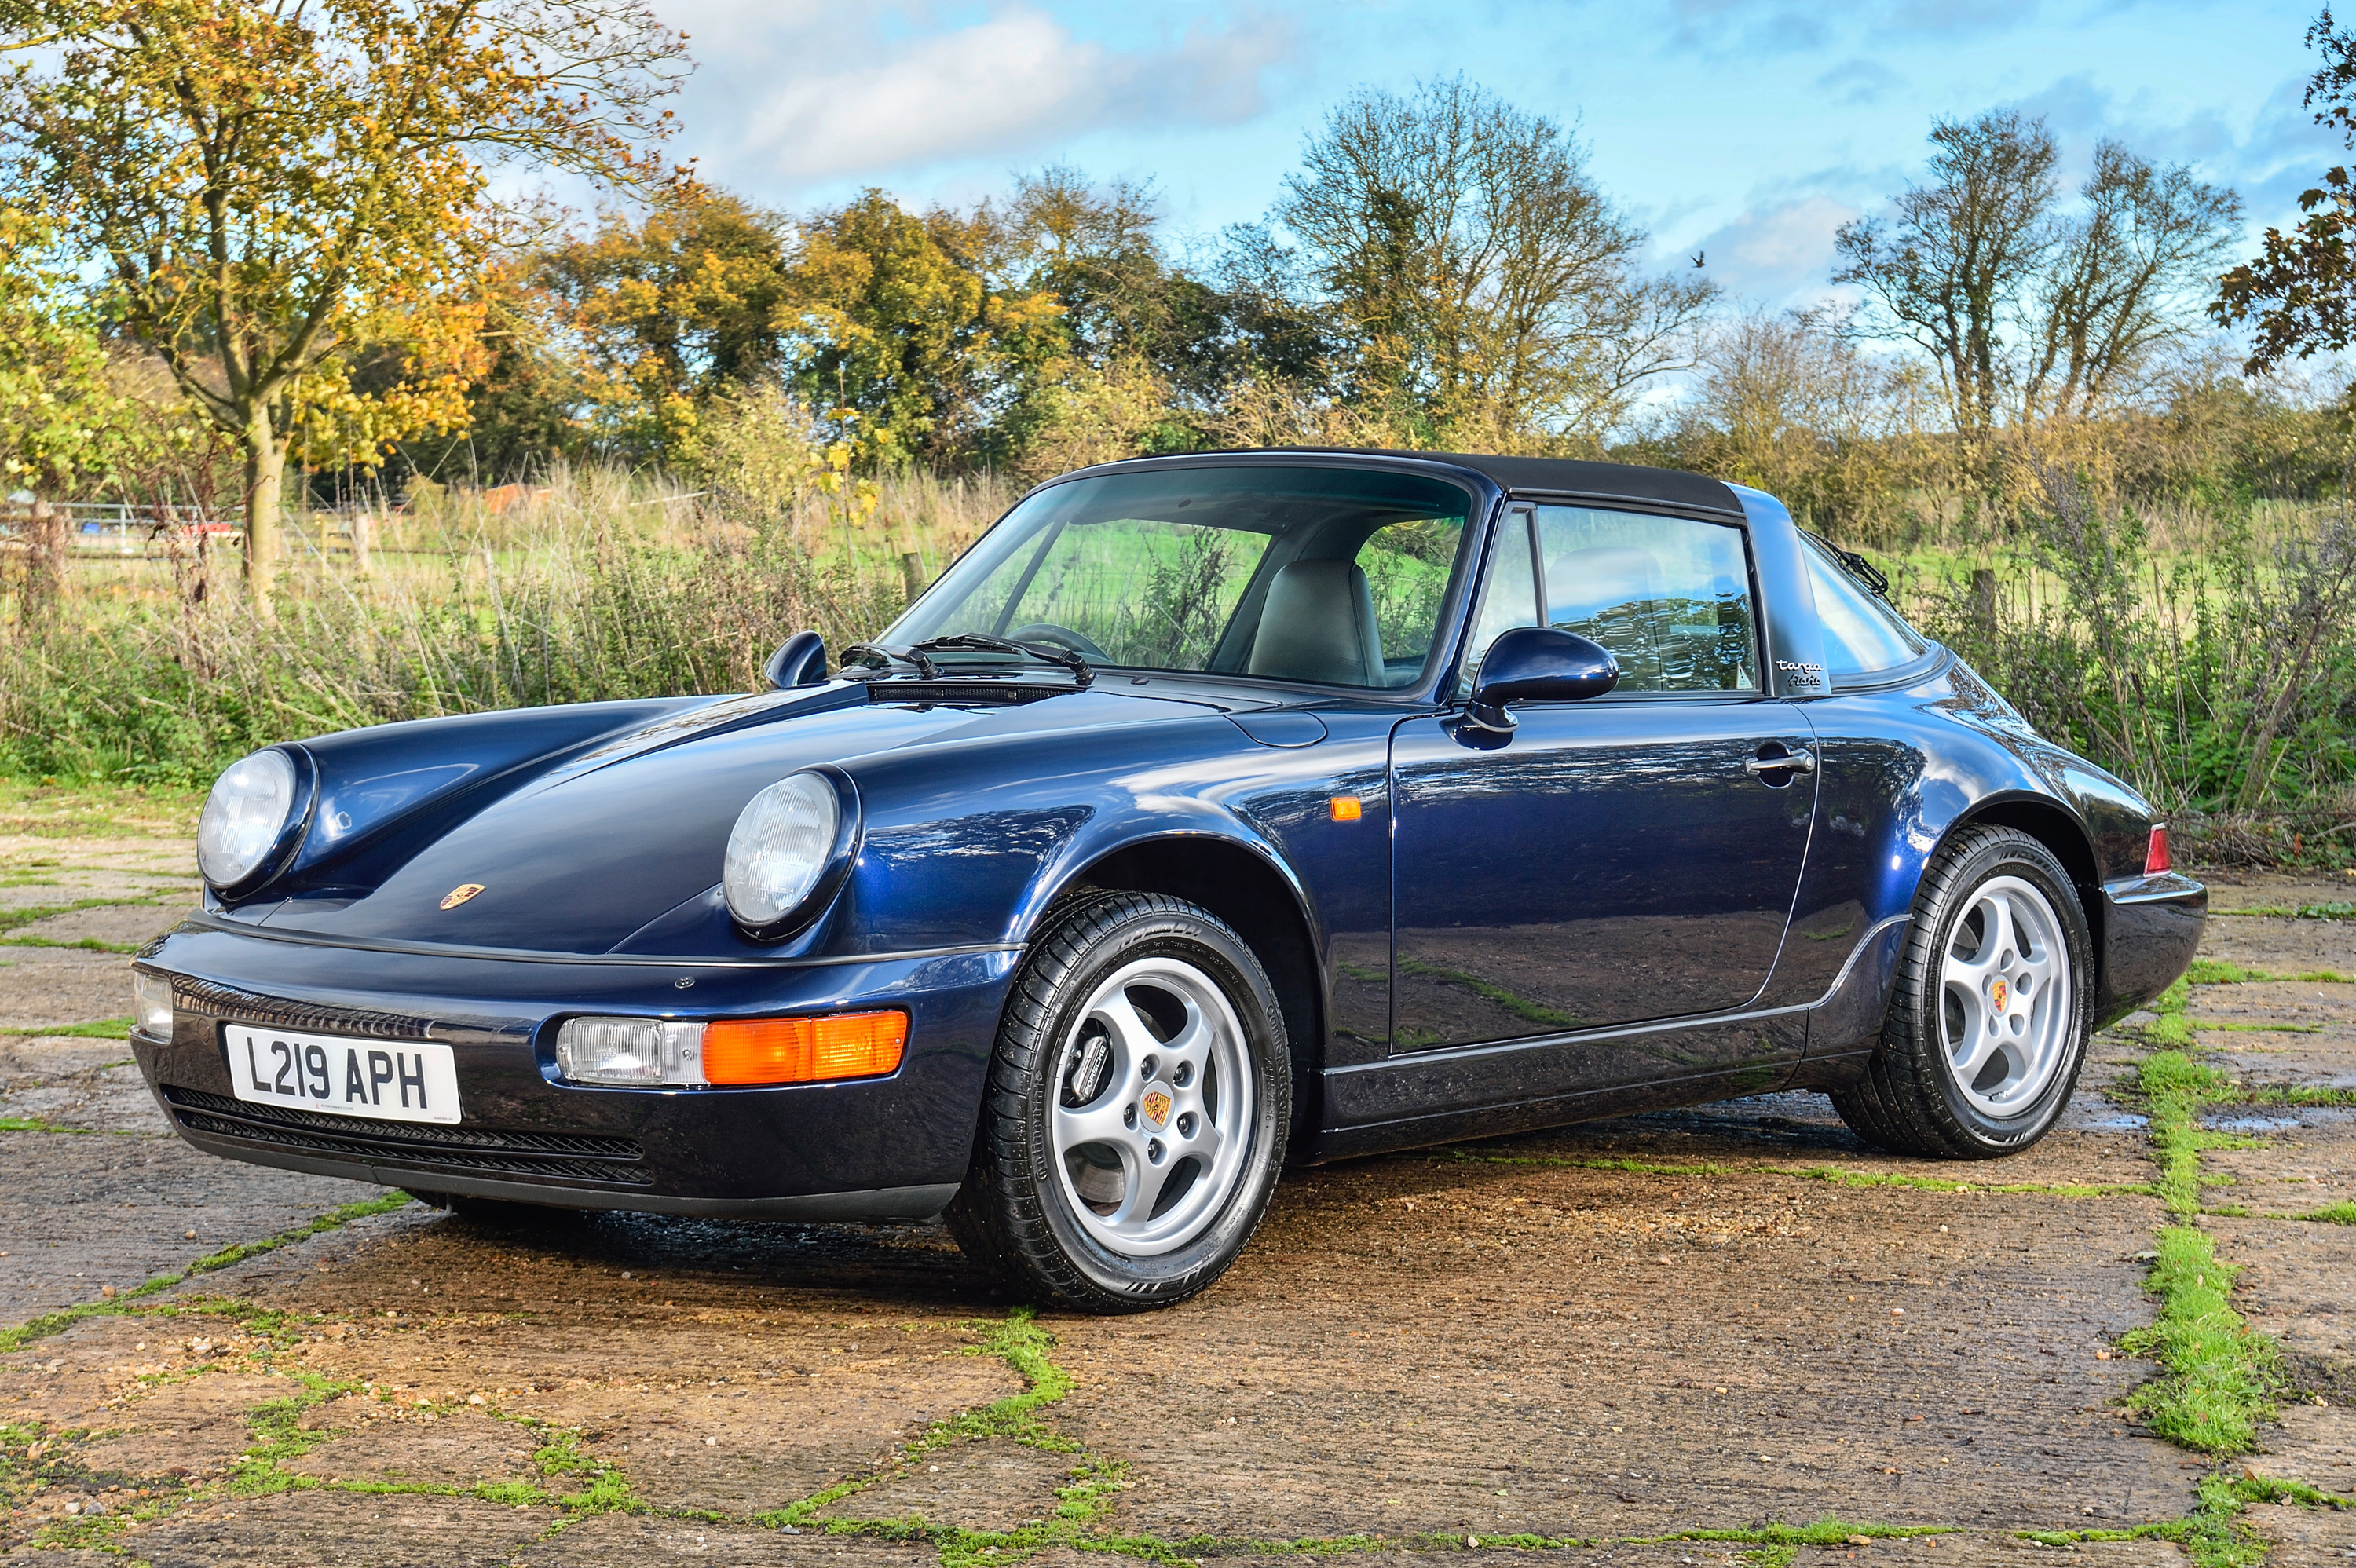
[[1246, 559, 1385, 686]]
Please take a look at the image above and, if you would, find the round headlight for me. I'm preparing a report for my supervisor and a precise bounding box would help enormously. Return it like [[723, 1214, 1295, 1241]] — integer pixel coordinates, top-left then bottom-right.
[[196, 748, 300, 887], [723, 773, 843, 930]]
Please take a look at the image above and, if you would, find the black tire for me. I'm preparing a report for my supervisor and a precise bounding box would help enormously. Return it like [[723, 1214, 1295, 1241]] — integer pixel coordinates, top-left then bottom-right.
[[1831, 824, 2094, 1159], [946, 892, 1290, 1312]]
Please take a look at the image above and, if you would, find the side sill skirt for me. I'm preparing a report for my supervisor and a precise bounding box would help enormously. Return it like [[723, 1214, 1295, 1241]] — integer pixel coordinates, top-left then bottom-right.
[[1326, 912, 1911, 1079]]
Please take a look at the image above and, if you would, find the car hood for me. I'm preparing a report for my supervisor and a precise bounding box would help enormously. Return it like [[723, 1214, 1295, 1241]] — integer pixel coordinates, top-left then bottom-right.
[[235, 681, 1235, 956]]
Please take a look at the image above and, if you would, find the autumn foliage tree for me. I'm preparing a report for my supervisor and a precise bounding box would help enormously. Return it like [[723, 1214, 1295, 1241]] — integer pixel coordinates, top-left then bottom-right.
[[2215, 9, 2356, 375], [0, 0, 690, 606]]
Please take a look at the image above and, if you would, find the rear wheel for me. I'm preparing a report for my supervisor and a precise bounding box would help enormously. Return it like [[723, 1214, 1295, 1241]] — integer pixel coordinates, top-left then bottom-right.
[[947, 892, 1290, 1311], [1831, 825, 2092, 1159]]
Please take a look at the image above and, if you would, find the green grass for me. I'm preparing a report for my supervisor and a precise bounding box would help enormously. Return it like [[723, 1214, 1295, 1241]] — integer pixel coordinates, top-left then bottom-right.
[[2185, 959, 2354, 985], [2216, 901, 2356, 920], [0, 1016, 131, 1038], [2117, 1225, 2281, 1453]]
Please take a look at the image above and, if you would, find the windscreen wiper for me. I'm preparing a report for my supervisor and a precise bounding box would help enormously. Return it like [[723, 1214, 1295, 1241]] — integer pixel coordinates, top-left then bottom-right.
[[1809, 532, 1891, 598], [839, 642, 939, 680], [910, 634, 1094, 688]]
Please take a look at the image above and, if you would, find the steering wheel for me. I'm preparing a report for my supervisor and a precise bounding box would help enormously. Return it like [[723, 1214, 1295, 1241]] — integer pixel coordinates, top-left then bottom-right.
[[1008, 623, 1110, 662]]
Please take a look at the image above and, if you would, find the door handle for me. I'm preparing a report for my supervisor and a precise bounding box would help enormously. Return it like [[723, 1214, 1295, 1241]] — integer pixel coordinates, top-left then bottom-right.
[[1745, 747, 1816, 777]]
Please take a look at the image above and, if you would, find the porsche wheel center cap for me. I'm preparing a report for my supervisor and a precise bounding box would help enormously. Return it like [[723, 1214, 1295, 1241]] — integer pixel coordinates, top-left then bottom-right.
[[1140, 1087, 1173, 1131], [1989, 978, 2009, 1011]]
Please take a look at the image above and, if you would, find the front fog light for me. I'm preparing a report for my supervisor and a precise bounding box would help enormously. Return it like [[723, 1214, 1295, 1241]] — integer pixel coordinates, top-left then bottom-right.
[[132, 970, 174, 1036], [555, 1017, 706, 1085]]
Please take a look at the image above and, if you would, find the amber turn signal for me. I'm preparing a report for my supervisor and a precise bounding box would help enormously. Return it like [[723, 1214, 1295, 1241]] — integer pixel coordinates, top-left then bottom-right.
[[702, 1011, 908, 1086], [2144, 824, 2171, 875], [1329, 795, 1362, 822]]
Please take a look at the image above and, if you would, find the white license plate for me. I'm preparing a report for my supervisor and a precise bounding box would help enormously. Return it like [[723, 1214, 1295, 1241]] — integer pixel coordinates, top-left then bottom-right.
[[225, 1025, 462, 1125]]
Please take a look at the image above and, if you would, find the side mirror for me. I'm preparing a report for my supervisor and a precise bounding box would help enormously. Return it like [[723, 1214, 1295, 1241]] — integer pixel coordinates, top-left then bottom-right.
[[1465, 627, 1619, 733], [763, 630, 829, 689]]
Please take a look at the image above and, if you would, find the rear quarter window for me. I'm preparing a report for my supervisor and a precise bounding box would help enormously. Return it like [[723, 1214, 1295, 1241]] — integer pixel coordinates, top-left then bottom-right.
[[1802, 538, 1928, 678]]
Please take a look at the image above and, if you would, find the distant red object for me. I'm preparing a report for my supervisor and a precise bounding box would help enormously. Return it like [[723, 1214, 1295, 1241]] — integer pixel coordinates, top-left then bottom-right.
[[481, 484, 552, 516]]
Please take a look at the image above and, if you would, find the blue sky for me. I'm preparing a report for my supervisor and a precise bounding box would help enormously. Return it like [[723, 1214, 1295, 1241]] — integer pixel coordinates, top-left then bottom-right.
[[653, 0, 2339, 312]]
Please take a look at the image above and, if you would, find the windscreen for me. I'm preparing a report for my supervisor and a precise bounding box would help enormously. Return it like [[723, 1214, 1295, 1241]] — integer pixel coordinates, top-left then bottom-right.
[[884, 465, 1477, 689]]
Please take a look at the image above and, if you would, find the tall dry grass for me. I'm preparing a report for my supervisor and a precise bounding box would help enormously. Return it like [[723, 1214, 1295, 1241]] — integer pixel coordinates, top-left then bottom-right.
[[0, 465, 1017, 783]]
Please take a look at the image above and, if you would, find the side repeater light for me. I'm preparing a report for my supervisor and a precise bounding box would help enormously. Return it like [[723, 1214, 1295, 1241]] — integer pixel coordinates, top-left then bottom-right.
[[2144, 824, 2171, 876], [556, 1011, 906, 1087]]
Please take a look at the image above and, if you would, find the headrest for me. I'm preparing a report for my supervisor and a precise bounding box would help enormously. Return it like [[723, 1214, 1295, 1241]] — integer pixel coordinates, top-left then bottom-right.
[[1247, 559, 1385, 687]]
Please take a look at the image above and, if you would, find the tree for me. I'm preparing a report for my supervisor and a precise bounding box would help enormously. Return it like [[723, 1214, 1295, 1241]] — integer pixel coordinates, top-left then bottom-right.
[[0, 0, 689, 609], [0, 207, 145, 499], [1670, 306, 1922, 535], [2024, 141, 2241, 421], [2215, 8, 2356, 373], [531, 185, 794, 462], [783, 191, 1061, 469], [1833, 110, 2060, 458], [1275, 78, 1712, 448]]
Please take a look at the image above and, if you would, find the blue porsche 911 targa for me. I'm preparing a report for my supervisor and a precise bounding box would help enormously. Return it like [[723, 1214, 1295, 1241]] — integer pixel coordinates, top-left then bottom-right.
[[131, 451, 2204, 1310]]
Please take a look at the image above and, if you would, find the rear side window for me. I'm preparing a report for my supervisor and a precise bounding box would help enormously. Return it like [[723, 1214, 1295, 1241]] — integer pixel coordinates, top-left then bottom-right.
[[1801, 536, 1928, 678], [1534, 506, 1758, 692]]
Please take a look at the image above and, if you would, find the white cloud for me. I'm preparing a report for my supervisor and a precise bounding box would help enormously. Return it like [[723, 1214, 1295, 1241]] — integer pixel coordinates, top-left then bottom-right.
[[1814, 57, 1906, 106], [666, 5, 1293, 195], [1691, 194, 1862, 305]]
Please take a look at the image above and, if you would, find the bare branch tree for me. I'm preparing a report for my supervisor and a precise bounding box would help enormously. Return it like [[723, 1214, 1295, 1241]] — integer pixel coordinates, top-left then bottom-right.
[[1832, 109, 2059, 460], [2023, 141, 2242, 421], [1277, 76, 1712, 447]]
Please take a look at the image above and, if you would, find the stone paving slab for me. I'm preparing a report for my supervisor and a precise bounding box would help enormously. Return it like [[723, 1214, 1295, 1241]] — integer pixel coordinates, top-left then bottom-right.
[[2197, 919, 2356, 981], [811, 1435, 1077, 1532], [0, 1128, 379, 1319], [2, 1056, 166, 1134], [0, 947, 138, 1033], [0, 1037, 133, 1092], [285, 1396, 543, 1487], [1050, 1165, 2187, 1542], [2255, 1402, 2356, 1497], [67, 1490, 554, 1568], [1799, 1543, 2186, 1568], [508, 1517, 938, 1566], [2244, 1496, 2356, 1568], [2197, 1107, 2356, 1215], [2201, 1214, 2356, 1360]]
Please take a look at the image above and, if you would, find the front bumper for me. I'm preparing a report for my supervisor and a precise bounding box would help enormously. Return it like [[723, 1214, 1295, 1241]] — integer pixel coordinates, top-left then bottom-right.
[[2095, 871, 2206, 1025], [130, 922, 1019, 1217]]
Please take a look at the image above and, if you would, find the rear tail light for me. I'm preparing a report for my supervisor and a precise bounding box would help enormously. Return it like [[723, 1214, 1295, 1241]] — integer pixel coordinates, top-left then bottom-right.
[[555, 1011, 906, 1087], [2144, 824, 2171, 875]]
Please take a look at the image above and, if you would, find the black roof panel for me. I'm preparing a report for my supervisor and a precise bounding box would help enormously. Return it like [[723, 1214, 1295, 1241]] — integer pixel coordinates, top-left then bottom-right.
[[1067, 448, 1747, 517], [1308, 449, 1743, 515]]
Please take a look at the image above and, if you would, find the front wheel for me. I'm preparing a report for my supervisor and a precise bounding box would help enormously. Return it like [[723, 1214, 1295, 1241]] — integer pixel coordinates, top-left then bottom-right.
[[947, 893, 1290, 1311], [1832, 824, 2094, 1159]]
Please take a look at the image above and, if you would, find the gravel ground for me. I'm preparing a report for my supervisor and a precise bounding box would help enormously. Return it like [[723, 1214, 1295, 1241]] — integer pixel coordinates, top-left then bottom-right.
[[2, 805, 2351, 1567]]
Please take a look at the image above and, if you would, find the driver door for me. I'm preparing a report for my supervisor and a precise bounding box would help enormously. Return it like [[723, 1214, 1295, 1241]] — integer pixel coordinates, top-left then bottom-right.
[[1388, 505, 1817, 1082]]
